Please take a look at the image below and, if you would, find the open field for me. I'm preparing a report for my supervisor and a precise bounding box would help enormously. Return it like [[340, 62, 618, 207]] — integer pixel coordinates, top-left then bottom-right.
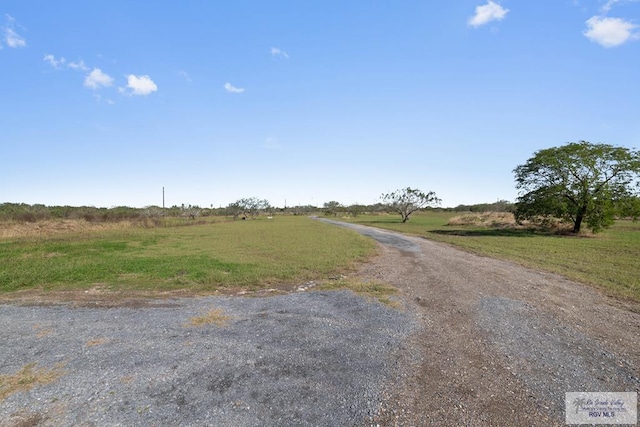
[[344, 212, 640, 302], [0, 216, 375, 295]]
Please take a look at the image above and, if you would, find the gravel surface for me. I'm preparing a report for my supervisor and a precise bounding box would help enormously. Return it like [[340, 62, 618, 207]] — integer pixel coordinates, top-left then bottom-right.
[[0, 292, 416, 426], [2, 219, 639, 426], [326, 220, 640, 426]]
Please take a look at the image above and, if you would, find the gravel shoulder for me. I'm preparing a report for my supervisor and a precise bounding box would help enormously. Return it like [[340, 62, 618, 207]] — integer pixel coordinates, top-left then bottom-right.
[[2, 220, 639, 426]]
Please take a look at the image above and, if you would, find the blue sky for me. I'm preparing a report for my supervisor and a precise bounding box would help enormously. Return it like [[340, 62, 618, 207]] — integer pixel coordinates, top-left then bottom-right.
[[2, 1, 639, 209]]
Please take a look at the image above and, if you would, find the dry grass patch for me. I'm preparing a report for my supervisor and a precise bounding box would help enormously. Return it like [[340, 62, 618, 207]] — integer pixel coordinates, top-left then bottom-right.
[[0, 363, 66, 401], [33, 325, 54, 338], [0, 219, 137, 239], [86, 338, 108, 347], [447, 212, 517, 227], [186, 308, 231, 327], [446, 212, 581, 234], [316, 279, 401, 308]]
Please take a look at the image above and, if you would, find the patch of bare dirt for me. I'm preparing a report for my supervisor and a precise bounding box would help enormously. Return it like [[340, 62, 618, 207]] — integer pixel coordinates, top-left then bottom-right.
[[0, 283, 310, 308], [0, 219, 137, 239]]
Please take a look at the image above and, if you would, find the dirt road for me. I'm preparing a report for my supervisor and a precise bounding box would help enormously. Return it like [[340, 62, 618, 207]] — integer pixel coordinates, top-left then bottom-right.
[[1, 220, 639, 426], [322, 219, 640, 426]]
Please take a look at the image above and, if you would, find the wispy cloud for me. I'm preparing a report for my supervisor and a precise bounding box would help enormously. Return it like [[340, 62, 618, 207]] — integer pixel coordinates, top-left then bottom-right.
[[468, 1, 509, 28], [602, 0, 621, 12], [270, 47, 289, 59], [600, 0, 640, 13], [3, 14, 26, 48], [224, 82, 245, 93], [120, 74, 158, 96], [5, 28, 26, 47], [44, 54, 91, 72], [584, 16, 639, 47], [177, 70, 192, 83], [92, 93, 115, 105], [68, 59, 89, 71], [263, 137, 282, 150], [43, 54, 66, 69], [84, 68, 114, 89]]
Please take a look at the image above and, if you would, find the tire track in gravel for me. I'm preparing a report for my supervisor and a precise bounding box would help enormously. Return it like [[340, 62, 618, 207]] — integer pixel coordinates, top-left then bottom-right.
[[320, 219, 640, 426]]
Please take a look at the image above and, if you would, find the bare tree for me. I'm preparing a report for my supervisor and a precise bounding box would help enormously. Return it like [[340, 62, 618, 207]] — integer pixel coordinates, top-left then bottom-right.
[[381, 187, 441, 222], [227, 197, 271, 219]]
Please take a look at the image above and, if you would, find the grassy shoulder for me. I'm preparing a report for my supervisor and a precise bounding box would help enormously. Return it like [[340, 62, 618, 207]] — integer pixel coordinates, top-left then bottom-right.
[[0, 216, 376, 294], [343, 212, 640, 303]]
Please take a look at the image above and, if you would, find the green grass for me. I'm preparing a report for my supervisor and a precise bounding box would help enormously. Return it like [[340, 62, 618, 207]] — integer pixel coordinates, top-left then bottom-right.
[[0, 217, 375, 293], [345, 212, 640, 302]]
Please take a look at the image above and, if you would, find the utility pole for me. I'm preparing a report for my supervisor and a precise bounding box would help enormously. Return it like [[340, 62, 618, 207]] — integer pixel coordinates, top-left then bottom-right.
[[162, 187, 165, 209]]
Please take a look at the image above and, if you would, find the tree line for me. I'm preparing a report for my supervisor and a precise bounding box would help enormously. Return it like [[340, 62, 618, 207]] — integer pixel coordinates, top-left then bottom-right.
[[3, 141, 639, 234]]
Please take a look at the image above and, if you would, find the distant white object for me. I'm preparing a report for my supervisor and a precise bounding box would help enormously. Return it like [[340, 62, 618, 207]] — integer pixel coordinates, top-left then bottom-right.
[[267, 216, 273, 219]]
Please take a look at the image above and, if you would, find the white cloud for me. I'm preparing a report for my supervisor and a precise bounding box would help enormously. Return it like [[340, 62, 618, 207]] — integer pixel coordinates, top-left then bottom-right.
[[5, 27, 26, 47], [468, 1, 509, 28], [270, 47, 289, 59], [3, 15, 26, 48], [224, 82, 245, 93], [84, 68, 114, 89], [584, 16, 639, 47], [123, 74, 158, 96], [43, 54, 65, 69], [68, 59, 89, 71]]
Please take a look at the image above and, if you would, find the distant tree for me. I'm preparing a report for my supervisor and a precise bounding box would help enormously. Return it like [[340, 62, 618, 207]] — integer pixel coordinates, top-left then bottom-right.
[[514, 141, 640, 233], [381, 187, 441, 223], [181, 205, 201, 220], [451, 200, 515, 213], [618, 196, 640, 220], [346, 203, 365, 217], [289, 205, 317, 215], [226, 201, 244, 220], [243, 197, 270, 218], [323, 201, 342, 217], [143, 206, 165, 219], [227, 197, 271, 219]]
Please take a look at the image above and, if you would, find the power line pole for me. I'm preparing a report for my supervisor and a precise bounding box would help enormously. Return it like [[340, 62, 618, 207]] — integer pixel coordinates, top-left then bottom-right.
[[162, 187, 165, 209]]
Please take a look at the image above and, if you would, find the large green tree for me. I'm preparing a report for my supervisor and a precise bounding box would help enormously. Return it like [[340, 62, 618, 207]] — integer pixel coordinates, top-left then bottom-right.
[[514, 141, 640, 233], [381, 187, 441, 223]]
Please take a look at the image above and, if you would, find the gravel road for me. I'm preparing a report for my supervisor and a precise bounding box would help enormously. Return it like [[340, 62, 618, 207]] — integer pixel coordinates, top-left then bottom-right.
[[321, 219, 640, 426], [2, 219, 639, 426]]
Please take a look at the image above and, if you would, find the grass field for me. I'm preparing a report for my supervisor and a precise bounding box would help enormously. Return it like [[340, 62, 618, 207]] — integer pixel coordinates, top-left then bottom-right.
[[344, 212, 640, 302], [0, 216, 375, 294], [3, 212, 638, 304]]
